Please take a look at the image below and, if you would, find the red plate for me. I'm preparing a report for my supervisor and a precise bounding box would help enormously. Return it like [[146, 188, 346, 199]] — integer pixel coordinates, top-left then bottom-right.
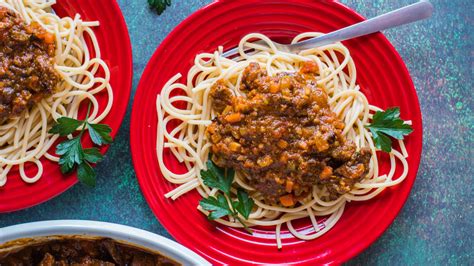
[[131, 0, 423, 264], [0, 0, 132, 213]]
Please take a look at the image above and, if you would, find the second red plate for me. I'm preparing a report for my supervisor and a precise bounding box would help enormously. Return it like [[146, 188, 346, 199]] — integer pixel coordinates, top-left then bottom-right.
[[0, 0, 132, 213]]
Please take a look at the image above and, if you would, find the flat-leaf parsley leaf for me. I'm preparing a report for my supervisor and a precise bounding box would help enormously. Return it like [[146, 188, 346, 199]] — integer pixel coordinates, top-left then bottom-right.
[[201, 160, 234, 194], [235, 188, 254, 219], [49, 117, 84, 136], [200, 194, 233, 220], [148, 0, 171, 15], [49, 103, 112, 187], [199, 159, 254, 233], [87, 123, 112, 146], [77, 162, 96, 187], [366, 107, 413, 152]]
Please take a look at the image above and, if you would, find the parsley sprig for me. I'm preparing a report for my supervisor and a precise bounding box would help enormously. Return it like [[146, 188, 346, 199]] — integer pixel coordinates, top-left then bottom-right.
[[148, 0, 172, 15], [49, 103, 113, 187], [366, 107, 413, 152], [199, 160, 255, 234]]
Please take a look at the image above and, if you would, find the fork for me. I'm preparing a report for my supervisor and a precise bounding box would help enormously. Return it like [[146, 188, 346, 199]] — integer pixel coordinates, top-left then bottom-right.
[[222, 0, 434, 58]]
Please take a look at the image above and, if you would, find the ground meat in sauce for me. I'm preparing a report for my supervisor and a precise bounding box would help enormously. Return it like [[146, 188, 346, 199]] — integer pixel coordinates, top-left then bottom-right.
[[0, 7, 59, 121], [0, 238, 179, 266], [207, 62, 372, 207]]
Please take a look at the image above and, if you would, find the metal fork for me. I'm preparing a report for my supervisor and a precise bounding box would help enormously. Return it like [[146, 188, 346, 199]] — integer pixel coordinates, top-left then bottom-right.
[[222, 0, 433, 58]]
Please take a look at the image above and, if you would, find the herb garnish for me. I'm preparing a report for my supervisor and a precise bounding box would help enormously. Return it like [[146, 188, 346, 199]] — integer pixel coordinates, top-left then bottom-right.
[[199, 160, 255, 233], [148, 0, 172, 15], [366, 107, 413, 152], [49, 103, 113, 187]]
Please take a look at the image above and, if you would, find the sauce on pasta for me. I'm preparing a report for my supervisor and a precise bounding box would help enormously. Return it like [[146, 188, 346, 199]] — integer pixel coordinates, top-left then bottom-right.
[[0, 7, 59, 121], [207, 62, 371, 207]]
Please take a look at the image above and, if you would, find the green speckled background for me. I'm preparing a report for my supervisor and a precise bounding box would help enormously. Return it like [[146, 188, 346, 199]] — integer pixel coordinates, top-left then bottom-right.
[[1, 0, 473, 264]]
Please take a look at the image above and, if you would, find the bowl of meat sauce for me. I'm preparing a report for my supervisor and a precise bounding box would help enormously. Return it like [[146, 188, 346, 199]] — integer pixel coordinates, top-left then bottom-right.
[[0, 220, 210, 266]]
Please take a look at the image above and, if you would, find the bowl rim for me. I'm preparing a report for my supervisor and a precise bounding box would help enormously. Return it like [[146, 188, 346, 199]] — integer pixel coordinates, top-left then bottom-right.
[[0, 220, 210, 265]]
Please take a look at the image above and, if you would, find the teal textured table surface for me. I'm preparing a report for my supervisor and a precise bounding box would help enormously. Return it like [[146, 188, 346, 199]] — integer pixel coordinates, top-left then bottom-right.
[[1, 0, 472, 265]]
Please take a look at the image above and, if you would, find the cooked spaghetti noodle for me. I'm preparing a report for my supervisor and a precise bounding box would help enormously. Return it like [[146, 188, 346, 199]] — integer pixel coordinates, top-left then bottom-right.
[[0, 0, 112, 186], [156, 32, 409, 248]]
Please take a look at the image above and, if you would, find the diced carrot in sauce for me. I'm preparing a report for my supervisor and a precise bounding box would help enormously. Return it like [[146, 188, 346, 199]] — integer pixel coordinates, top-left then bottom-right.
[[275, 177, 285, 185], [277, 139, 288, 149], [298, 141, 308, 150], [279, 152, 289, 163], [224, 113, 242, 123], [348, 164, 365, 179], [279, 194, 295, 207], [42, 32, 55, 44], [269, 81, 280, 93], [285, 180, 294, 193], [257, 155, 273, 167], [320, 166, 333, 179], [228, 142, 241, 152], [300, 61, 319, 74], [279, 76, 291, 90]]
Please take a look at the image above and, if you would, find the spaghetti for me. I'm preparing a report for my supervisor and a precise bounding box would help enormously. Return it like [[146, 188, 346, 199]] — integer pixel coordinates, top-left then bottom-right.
[[0, 0, 112, 186], [156, 32, 409, 248]]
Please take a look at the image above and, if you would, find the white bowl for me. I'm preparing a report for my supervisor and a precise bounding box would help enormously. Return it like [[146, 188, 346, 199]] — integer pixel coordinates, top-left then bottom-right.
[[0, 220, 210, 265]]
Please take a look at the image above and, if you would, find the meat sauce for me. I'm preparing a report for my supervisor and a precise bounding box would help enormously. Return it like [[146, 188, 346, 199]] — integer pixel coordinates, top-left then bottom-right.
[[0, 238, 180, 266], [0, 7, 59, 121], [207, 62, 371, 207]]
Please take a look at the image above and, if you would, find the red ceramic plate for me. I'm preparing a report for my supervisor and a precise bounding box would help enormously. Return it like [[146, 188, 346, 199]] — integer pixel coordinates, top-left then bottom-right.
[[131, 0, 422, 264], [0, 0, 132, 213]]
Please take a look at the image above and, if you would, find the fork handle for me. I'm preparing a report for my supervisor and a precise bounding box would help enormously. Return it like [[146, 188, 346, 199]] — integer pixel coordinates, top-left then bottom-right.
[[292, 0, 434, 50]]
